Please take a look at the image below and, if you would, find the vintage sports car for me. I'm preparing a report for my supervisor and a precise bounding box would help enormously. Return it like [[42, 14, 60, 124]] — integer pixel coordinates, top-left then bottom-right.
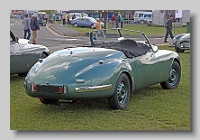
[[10, 31, 50, 77], [24, 29, 181, 109], [172, 33, 190, 53]]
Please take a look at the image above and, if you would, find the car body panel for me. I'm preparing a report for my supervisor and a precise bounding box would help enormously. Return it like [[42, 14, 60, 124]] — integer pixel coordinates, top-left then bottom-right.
[[24, 29, 180, 108], [25, 46, 179, 100], [10, 31, 50, 75], [70, 17, 104, 28], [173, 33, 190, 50]]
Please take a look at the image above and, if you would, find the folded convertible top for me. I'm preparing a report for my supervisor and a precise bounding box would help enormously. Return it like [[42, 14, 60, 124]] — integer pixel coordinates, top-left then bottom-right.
[[94, 39, 150, 58]]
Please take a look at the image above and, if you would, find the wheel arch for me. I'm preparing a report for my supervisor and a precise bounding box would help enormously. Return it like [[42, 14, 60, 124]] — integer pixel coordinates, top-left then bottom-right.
[[40, 52, 49, 58], [173, 58, 181, 68], [117, 71, 134, 93]]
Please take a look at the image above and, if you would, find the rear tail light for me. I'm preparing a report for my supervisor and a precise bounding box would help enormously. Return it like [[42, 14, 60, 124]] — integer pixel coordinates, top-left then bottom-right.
[[58, 87, 63, 93], [32, 83, 36, 92]]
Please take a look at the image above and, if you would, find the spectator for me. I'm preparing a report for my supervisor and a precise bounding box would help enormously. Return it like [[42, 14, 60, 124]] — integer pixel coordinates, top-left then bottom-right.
[[65, 13, 69, 24], [120, 15, 124, 28], [20, 13, 25, 20], [72, 14, 76, 19], [95, 18, 105, 38], [62, 14, 66, 25], [43, 14, 48, 26], [164, 15, 174, 43], [110, 14, 116, 28], [115, 15, 120, 29], [30, 13, 40, 44], [22, 14, 31, 40]]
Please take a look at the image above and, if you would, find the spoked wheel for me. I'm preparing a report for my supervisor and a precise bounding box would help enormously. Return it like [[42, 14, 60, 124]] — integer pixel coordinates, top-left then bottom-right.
[[160, 61, 181, 89], [108, 73, 131, 109], [39, 98, 58, 104]]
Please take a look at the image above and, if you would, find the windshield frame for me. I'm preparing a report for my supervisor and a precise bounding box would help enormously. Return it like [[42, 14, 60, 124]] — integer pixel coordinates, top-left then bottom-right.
[[89, 28, 156, 53]]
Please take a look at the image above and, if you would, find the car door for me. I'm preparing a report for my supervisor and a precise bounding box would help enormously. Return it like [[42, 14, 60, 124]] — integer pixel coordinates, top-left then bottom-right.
[[10, 38, 26, 74], [80, 18, 88, 27], [10, 38, 42, 75], [134, 51, 171, 90]]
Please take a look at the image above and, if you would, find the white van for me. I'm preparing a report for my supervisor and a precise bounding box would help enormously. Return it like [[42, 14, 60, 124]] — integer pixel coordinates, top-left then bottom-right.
[[133, 11, 152, 24]]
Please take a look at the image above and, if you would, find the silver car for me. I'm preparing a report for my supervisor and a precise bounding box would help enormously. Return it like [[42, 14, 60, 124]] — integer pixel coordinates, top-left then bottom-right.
[[10, 31, 50, 77], [172, 33, 190, 53]]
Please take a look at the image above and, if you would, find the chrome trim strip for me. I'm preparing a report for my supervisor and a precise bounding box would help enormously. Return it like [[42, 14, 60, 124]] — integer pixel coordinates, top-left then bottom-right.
[[75, 84, 112, 93]]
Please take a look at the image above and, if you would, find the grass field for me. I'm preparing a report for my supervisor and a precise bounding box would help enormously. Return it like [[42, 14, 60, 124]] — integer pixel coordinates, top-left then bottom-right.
[[10, 46, 190, 130], [67, 24, 187, 36], [54, 20, 187, 36]]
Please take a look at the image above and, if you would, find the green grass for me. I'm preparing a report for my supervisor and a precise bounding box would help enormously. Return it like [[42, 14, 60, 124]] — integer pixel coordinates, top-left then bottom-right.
[[10, 46, 190, 130], [66, 24, 187, 36]]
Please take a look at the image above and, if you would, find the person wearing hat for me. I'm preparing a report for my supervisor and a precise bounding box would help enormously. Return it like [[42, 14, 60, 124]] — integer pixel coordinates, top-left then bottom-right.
[[164, 15, 174, 43], [95, 18, 105, 38], [30, 13, 40, 44]]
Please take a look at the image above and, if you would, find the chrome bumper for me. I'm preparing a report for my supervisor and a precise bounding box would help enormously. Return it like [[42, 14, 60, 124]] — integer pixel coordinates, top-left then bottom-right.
[[75, 84, 112, 93]]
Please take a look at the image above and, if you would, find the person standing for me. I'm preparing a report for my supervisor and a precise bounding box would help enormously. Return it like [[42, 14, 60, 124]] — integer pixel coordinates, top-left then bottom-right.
[[120, 15, 124, 28], [30, 13, 40, 44], [44, 14, 48, 26], [72, 14, 76, 20], [62, 14, 66, 25], [115, 15, 120, 29], [164, 15, 174, 43], [65, 13, 69, 24], [110, 14, 116, 28], [22, 14, 31, 40]]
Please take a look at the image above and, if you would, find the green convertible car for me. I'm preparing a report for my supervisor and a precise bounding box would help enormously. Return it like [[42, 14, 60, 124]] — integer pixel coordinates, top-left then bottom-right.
[[24, 29, 181, 110]]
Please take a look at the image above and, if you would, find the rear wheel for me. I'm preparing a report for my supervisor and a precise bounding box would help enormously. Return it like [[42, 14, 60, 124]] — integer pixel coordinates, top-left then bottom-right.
[[108, 73, 131, 109], [39, 98, 58, 104], [160, 61, 181, 89], [74, 23, 78, 27]]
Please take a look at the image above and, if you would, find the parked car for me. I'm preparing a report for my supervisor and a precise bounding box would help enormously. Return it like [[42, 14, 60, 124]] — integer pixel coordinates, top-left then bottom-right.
[[70, 17, 104, 29], [24, 29, 181, 110], [68, 12, 88, 23], [10, 31, 50, 77], [172, 33, 190, 53]]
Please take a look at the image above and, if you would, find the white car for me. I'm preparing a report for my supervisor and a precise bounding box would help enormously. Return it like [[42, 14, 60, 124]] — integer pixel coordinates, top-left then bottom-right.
[[10, 31, 50, 77]]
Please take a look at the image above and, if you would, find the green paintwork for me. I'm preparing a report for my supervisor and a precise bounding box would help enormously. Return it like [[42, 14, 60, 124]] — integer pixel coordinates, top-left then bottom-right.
[[24, 46, 180, 100]]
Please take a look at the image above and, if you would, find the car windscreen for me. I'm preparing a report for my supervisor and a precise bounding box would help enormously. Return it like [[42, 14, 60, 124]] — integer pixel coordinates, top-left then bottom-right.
[[90, 28, 150, 45], [89, 29, 151, 57]]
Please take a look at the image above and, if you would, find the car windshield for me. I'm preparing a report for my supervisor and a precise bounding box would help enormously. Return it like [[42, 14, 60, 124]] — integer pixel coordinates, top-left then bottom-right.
[[89, 28, 155, 57], [90, 28, 151, 46]]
